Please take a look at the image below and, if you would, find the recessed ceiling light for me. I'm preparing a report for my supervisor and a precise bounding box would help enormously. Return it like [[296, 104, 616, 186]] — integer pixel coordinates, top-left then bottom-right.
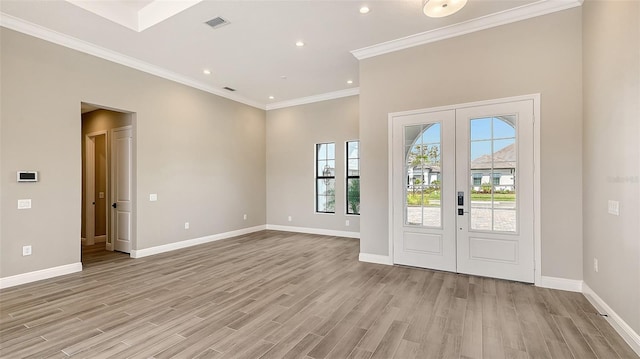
[[203, 69, 211, 75], [295, 41, 305, 47], [359, 6, 370, 14], [269, 96, 275, 100], [347, 80, 353, 84], [280, 75, 287, 80]]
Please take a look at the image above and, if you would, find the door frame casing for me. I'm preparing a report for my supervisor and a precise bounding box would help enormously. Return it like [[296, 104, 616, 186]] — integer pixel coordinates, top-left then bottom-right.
[[84, 130, 108, 246], [387, 94, 541, 285]]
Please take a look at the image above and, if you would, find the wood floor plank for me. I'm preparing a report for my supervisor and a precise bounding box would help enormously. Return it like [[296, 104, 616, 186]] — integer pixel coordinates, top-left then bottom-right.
[[459, 283, 482, 359], [357, 305, 401, 352], [369, 320, 409, 359], [587, 314, 639, 358], [0, 231, 636, 359], [347, 347, 373, 359], [325, 326, 368, 359], [282, 333, 323, 359], [553, 315, 598, 359], [392, 339, 419, 359]]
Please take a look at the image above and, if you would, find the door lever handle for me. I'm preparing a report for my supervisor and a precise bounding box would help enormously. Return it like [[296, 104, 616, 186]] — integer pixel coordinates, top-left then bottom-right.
[[112, 203, 117, 209]]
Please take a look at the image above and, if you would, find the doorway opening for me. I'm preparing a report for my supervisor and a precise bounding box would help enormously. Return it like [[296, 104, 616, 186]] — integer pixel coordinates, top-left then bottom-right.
[[81, 102, 135, 265]]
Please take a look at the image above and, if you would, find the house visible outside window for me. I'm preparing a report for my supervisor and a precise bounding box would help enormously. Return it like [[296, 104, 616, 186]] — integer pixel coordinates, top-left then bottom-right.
[[316, 143, 335, 213], [493, 172, 501, 185], [346, 141, 360, 215], [473, 173, 482, 186]]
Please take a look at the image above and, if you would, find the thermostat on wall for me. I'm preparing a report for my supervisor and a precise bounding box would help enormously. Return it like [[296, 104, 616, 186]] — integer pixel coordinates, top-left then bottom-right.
[[17, 171, 38, 182]]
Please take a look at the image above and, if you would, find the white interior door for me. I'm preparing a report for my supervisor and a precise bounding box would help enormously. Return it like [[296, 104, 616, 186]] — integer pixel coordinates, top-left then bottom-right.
[[111, 126, 132, 254], [392, 99, 535, 283]]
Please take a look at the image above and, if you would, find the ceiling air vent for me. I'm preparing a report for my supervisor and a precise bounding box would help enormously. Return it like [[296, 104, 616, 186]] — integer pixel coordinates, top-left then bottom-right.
[[223, 87, 236, 92], [205, 17, 230, 29]]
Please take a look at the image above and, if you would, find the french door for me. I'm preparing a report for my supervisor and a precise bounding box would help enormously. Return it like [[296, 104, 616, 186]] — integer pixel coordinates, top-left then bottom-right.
[[392, 99, 535, 283]]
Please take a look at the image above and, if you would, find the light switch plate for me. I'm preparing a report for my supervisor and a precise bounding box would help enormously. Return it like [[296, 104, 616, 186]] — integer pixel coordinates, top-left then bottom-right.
[[18, 199, 31, 209], [99, 192, 105, 199], [149, 194, 158, 202], [22, 245, 32, 256]]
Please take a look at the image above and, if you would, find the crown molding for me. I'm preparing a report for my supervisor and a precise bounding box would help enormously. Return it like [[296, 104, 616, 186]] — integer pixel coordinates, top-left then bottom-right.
[[266, 88, 359, 111], [351, 0, 583, 60], [0, 12, 265, 110]]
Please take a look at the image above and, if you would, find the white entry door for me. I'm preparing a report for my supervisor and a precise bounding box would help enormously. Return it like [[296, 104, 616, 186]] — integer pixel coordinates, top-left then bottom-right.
[[392, 98, 535, 283], [111, 126, 132, 254]]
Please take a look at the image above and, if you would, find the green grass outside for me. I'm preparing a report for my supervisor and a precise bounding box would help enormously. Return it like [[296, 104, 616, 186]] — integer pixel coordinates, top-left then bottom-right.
[[470, 193, 516, 201], [407, 191, 515, 205], [407, 191, 440, 206]]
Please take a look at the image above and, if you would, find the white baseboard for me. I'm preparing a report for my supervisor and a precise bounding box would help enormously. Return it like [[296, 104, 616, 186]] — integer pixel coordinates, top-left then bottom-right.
[[538, 276, 584, 292], [359, 252, 393, 265], [265, 224, 360, 239], [130, 225, 267, 258], [583, 283, 640, 356], [0, 262, 83, 289]]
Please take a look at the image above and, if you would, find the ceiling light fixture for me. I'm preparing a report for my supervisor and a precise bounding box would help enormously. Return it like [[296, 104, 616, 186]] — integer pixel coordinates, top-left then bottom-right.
[[423, 0, 467, 18], [347, 80, 353, 84], [203, 69, 211, 75], [359, 6, 370, 14], [295, 41, 305, 47], [269, 96, 275, 100]]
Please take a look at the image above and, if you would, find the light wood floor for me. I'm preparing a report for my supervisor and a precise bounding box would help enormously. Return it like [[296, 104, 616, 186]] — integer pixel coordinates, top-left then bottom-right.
[[1, 231, 637, 359]]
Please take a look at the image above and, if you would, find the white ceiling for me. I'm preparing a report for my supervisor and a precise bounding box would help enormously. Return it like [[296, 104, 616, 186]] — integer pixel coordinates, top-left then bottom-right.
[[0, 0, 579, 109]]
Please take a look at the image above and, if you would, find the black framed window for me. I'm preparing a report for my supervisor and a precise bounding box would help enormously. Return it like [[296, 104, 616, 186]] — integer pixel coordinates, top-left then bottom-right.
[[316, 143, 335, 213], [346, 141, 360, 215]]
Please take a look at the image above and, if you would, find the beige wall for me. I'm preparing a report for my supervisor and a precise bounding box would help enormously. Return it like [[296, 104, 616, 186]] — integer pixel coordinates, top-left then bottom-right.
[[80, 109, 132, 238], [0, 28, 266, 278], [266, 96, 360, 233], [582, 0, 640, 333], [359, 9, 584, 279]]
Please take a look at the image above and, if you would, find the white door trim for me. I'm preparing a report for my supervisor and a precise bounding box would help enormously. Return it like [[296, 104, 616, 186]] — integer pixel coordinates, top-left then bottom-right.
[[85, 134, 95, 246], [387, 94, 541, 285], [84, 130, 108, 246]]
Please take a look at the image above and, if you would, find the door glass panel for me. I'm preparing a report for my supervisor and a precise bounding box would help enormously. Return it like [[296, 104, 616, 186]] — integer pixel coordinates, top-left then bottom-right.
[[471, 118, 492, 140], [470, 116, 517, 232], [493, 117, 516, 138], [405, 123, 442, 227]]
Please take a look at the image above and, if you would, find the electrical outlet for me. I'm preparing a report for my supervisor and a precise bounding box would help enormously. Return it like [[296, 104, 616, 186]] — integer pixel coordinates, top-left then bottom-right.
[[594, 258, 599, 272], [22, 245, 32, 256], [99, 192, 105, 199], [184, 222, 190, 229], [243, 214, 247, 220], [345, 219, 350, 226], [288, 216, 292, 222]]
